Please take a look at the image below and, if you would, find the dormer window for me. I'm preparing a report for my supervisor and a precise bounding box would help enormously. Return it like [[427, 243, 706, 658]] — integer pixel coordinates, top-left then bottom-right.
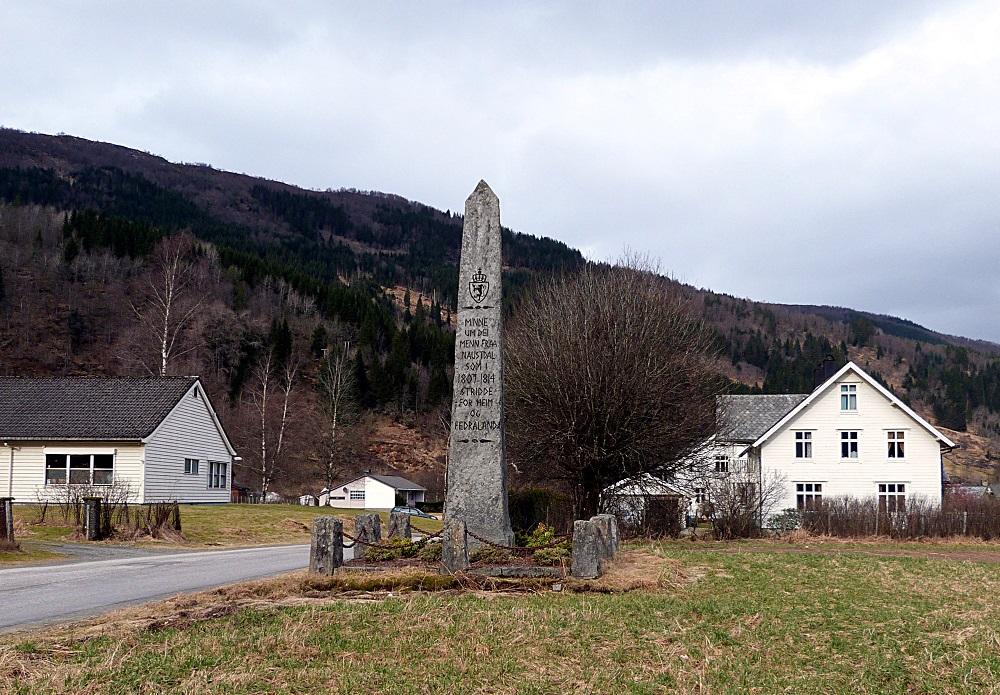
[[840, 384, 858, 411]]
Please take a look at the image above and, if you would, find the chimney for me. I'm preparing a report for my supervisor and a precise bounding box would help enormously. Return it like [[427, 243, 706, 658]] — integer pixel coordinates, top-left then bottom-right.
[[813, 355, 839, 388]]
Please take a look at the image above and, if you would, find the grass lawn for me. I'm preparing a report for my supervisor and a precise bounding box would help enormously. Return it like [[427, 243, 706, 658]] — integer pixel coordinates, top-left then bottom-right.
[[0, 541, 65, 566], [4, 543, 1000, 693], [9, 504, 442, 552], [177, 504, 442, 547]]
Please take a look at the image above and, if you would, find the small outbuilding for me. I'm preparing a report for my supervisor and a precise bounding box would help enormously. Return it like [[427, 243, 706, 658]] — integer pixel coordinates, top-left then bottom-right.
[[319, 473, 426, 509]]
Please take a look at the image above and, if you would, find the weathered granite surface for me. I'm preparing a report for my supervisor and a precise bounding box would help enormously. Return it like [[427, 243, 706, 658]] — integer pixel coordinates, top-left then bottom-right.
[[441, 518, 470, 572], [354, 513, 382, 544], [468, 565, 564, 578], [309, 516, 343, 575], [387, 511, 412, 540], [591, 514, 619, 561], [444, 180, 513, 548], [571, 519, 601, 579]]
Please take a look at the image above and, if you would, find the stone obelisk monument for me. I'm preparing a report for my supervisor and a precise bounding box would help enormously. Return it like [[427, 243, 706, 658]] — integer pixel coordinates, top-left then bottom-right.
[[444, 180, 513, 549]]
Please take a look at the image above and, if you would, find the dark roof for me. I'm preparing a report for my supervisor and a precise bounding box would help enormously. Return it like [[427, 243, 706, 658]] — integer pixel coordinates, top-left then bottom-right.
[[369, 474, 425, 491], [718, 394, 809, 442], [329, 473, 426, 491], [0, 376, 198, 440]]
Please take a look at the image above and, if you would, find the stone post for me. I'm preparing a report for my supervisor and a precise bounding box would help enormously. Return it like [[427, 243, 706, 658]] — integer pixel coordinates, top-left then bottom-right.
[[444, 180, 514, 550], [83, 497, 102, 541], [571, 519, 602, 579], [387, 511, 412, 540], [355, 513, 382, 559], [591, 514, 620, 560], [0, 498, 14, 544], [309, 516, 344, 575], [441, 518, 470, 572]]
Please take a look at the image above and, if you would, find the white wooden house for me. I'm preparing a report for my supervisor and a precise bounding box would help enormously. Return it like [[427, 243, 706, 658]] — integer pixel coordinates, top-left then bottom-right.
[[319, 473, 426, 509], [0, 376, 238, 504], [610, 361, 955, 523]]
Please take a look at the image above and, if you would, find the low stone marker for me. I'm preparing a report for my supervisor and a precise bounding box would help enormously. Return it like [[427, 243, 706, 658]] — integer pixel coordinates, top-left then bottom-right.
[[309, 516, 344, 575], [0, 497, 14, 544], [387, 511, 412, 540], [355, 513, 382, 559], [571, 514, 622, 579], [591, 514, 620, 561], [571, 519, 601, 579], [83, 496, 103, 541], [441, 518, 470, 572]]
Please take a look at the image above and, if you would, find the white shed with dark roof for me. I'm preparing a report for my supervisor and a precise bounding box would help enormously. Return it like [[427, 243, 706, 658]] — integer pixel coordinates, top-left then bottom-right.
[[0, 376, 237, 504], [319, 473, 426, 509]]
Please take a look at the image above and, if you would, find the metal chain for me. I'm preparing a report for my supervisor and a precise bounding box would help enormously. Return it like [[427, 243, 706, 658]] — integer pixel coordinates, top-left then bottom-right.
[[464, 526, 572, 552]]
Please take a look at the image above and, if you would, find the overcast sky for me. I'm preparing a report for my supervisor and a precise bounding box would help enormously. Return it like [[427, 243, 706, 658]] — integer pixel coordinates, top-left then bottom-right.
[[2, 1, 998, 340]]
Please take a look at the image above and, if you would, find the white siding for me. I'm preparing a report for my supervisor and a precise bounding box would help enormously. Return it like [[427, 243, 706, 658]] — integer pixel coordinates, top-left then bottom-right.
[[143, 384, 233, 503], [759, 367, 943, 512], [327, 476, 397, 509], [2, 442, 145, 503]]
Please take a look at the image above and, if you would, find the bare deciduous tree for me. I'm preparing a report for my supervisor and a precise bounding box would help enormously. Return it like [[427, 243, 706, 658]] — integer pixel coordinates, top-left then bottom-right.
[[130, 234, 203, 376], [243, 350, 299, 497], [317, 341, 357, 494], [505, 256, 727, 518]]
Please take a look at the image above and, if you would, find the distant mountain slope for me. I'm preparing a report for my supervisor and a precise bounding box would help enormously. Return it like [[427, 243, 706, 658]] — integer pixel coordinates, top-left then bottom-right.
[[1, 127, 998, 483]]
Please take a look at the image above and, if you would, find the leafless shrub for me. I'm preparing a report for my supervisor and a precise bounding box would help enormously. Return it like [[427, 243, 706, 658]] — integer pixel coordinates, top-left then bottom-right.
[[506, 256, 726, 518], [797, 492, 1000, 539], [708, 471, 788, 539]]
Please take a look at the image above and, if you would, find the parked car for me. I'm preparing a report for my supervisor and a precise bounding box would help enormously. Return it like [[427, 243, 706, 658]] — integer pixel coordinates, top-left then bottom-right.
[[391, 505, 437, 519]]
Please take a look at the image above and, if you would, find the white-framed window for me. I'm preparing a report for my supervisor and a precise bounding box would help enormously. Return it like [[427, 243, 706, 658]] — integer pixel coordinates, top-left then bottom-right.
[[208, 461, 227, 489], [795, 431, 813, 459], [878, 483, 905, 512], [694, 487, 706, 504], [840, 431, 859, 459], [714, 454, 730, 473], [45, 453, 114, 486], [796, 483, 823, 510], [887, 431, 905, 459], [840, 384, 858, 411], [349, 490, 366, 501], [184, 458, 200, 475]]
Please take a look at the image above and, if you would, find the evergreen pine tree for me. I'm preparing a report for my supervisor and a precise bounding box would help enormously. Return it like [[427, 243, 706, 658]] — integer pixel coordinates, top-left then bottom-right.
[[310, 324, 328, 357]]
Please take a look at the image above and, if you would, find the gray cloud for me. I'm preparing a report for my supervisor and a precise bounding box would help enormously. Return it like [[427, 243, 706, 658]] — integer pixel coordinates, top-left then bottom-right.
[[1, 0, 998, 340]]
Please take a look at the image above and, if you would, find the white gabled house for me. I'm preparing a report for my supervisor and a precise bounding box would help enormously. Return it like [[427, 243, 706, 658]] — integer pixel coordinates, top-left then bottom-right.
[[0, 376, 238, 504], [319, 473, 426, 509], [739, 361, 955, 515], [611, 361, 956, 524]]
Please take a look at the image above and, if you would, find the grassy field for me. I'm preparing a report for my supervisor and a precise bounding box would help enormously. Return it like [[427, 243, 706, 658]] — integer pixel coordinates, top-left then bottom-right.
[[7, 503, 442, 555], [4, 542, 1000, 693]]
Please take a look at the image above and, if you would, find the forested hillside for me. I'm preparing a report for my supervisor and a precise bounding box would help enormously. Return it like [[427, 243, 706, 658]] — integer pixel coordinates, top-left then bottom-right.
[[1, 128, 998, 489]]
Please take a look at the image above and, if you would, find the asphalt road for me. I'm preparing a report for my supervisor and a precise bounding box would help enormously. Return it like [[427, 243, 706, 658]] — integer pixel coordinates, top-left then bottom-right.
[[0, 543, 338, 633]]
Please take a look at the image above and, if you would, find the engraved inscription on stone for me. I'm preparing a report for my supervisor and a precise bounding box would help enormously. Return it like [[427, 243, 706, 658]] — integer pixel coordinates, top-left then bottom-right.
[[444, 180, 513, 548]]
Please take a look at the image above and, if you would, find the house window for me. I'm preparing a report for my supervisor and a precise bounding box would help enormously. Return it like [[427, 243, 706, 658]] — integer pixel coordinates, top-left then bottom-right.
[[887, 431, 905, 459], [208, 461, 227, 489], [44, 453, 114, 486], [795, 432, 813, 459], [184, 458, 200, 475], [840, 384, 858, 411], [714, 454, 730, 473], [694, 487, 706, 504], [840, 431, 859, 459], [349, 490, 365, 501], [878, 483, 905, 512], [796, 483, 823, 510]]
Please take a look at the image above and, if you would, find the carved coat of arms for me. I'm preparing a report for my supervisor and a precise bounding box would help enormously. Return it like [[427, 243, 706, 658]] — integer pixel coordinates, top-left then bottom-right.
[[469, 267, 489, 304]]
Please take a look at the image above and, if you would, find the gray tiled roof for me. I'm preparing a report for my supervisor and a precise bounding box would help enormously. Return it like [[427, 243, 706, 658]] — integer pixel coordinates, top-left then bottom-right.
[[0, 376, 198, 440], [718, 394, 809, 443], [369, 474, 425, 491]]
